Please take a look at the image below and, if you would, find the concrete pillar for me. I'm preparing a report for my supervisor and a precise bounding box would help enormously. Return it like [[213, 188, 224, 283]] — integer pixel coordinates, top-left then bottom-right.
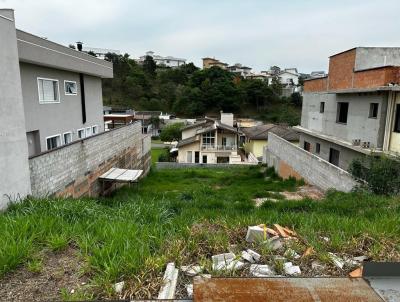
[[0, 9, 31, 210]]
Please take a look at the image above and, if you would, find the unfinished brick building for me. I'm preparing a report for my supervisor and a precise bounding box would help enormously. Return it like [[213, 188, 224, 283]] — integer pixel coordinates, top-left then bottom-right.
[[296, 47, 400, 170]]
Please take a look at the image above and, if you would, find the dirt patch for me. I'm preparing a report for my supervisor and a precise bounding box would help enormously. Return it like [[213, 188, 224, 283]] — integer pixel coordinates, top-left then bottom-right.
[[254, 186, 324, 207], [0, 247, 89, 302]]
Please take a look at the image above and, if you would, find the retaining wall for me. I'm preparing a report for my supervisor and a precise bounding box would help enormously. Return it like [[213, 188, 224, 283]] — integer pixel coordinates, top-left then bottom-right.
[[29, 122, 151, 198], [264, 133, 358, 192], [155, 162, 257, 170]]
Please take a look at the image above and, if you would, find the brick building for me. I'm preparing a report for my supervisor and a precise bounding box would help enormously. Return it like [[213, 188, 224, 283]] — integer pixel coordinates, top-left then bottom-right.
[[296, 47, 400, 170]]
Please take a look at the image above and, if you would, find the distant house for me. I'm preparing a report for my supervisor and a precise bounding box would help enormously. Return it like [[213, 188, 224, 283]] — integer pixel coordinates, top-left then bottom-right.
[[139, 51, 186, 68], [82, 46, 121, 60], [176, 113, 243, 164], [227, 63, 252, 77], [243, 124, 299, 159], [202, 57, 228, 70]]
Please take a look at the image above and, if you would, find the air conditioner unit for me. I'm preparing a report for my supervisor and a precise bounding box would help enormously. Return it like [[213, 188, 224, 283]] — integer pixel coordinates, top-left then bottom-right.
[[352, 139, 361, 146]]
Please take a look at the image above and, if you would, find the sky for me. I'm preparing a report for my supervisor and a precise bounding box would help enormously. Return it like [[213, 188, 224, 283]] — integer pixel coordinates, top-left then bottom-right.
[[2, 0, 400, 73]]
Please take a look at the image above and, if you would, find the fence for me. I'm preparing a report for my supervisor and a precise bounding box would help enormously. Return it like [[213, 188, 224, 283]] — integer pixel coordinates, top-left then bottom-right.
[[264, 133, 358, 192], [29, 122, 151, 198], [155, 161, 258, 170]]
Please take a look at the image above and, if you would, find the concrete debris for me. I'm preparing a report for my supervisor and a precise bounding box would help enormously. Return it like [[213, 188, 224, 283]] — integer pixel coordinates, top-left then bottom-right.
[[349, 267, 363, 278], [241, 250, 256, 263], [284, 248, 301, 260], [212, 253, 236, 271], [311, 261, 326, 271], [158, 262, 179, 300], [180, 265, 202, 276], [246, 249, 261, 262], [246, 225, 266, 242], [113, 281, 125, 294], [274, 255, 286, 262], [328, 253, 345, 269], [283, 262, 301, 276], [250, 264, 275, 277], [186, 284, 193, 298], [226, 260, 245, 271], [353, 256, 369, 262], [264, 236, 283, 251]]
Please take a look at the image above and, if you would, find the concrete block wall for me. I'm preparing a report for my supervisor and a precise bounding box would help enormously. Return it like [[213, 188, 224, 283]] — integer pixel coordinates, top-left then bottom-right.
[[264, 133, 358, 192], [29, 122, 151, 198]]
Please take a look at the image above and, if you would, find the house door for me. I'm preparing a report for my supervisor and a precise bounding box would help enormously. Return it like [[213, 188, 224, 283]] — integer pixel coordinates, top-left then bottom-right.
[[202, 155, 207, 163], [304, 141, 311, 152], [390, 103, 400, 153], [222, 137, 227, 146], [26, 130, 41, 157], [194, 151, 200, 163], [329, 148, 340, 166]]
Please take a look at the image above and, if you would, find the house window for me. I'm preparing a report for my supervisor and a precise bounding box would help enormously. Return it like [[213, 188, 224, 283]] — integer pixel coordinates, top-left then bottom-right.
[[336, 102, 349, 124], [64, 80, 77, 95], [77, 128, 85, 139], [187, 151, 192, 163], [202, 131, 215, 146], [46, 134, 61, 150], [394, 104, 400, 133], [304, 141, 311, 152], [63, 132, 72, 144], [369, 103, 379, 118], [329, 148, 340, 166], [320, 102, 325, 113], [315, 143, 321, 154], [86, 127, 92, 137], [38, 78, 59, 103], [92, 125, 99, 135]]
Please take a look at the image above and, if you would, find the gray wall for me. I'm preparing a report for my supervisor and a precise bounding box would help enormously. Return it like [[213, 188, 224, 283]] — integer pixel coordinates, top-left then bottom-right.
[[20, 62, 104, 153], [265, 133, 358, 192], [29, 122, 151, 197], [0, 9, 31, 210], [355, 47, 400, 71], [299, 133, 364, 170], [301, 92, 388, 148]]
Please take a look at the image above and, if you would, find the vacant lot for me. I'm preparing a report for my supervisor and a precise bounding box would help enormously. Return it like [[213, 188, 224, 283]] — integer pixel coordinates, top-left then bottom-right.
[[0, 166, 399, 300]]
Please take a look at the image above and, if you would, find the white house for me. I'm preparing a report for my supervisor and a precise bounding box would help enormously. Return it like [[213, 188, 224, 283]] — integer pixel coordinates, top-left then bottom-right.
[[138, 51, 186, 68]]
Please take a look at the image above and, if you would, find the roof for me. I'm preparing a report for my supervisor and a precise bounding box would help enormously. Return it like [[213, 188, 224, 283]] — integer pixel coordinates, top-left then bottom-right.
[[242, 124, 299, 141], [176, 136, 200, 148], [182, 120, 209, 131]]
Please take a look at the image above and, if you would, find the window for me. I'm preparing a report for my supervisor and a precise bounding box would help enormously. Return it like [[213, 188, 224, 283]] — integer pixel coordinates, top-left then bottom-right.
[[202, 131, 215, 146], [304, 141, 311, 152], [320, 102, 325, 113], [202, 155, 208, 163], [77, 128, 85, 139], [63, 132, 72, 144], [46, 134, 61, 150], [86, 127, 92, 137], [394, 104, 400, 133], [336, 102, 349, 124], [315, 143, 321, 154], [92, 125, 99, 135], [329, 148, 340, 166], [64, 80, 77, 95], [38, 78, 59, 103], [369, 103, 379, 118], [187, 151, 192, 163]]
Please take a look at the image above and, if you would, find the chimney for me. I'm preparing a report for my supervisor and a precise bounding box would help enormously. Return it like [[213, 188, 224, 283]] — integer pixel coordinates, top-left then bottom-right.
[[76, 41, 83, 51], [220, 111, 233, 127]]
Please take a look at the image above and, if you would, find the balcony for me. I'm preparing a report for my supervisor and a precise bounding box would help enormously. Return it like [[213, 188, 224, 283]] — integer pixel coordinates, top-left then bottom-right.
[[201, 144, 237, 151]]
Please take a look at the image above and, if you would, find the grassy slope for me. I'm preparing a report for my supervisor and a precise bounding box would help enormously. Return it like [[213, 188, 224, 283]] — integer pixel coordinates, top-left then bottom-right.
[[0, 166, 399, 299]]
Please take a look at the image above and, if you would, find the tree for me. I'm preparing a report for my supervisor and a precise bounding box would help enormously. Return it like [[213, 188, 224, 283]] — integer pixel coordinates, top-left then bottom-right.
[[270, 76, 283, 96], [290, 92, 302, 107], [142, 55, 157, 76], [159, 123, 184, 142], [87, 51, 97, 57]]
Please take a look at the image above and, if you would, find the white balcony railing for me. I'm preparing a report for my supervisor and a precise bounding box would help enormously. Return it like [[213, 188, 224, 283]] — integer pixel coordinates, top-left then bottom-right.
[[201, 144, 237, 151]]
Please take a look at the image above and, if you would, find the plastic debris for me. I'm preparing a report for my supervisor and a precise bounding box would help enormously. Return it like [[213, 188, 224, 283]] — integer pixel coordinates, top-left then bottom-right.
[[328, 253, 345, 269], [113, 281, 125, 294], [250, 264, 275, 277], [283, 262, 301, 276], [180, 265, 202, 276]]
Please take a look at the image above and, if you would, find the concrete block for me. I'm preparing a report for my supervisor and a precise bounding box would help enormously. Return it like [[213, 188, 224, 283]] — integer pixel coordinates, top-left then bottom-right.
[[250, 264, 275, 277]]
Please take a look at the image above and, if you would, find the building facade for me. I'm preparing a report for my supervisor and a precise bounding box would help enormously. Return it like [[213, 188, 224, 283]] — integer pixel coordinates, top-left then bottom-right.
[[202, 57, 228, 69], [139, 51, 186, 68], [296, 47, 400, 170]]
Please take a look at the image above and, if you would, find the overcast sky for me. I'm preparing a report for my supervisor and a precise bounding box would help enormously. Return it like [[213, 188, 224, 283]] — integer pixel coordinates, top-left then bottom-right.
[[3, 0, 400, 73]]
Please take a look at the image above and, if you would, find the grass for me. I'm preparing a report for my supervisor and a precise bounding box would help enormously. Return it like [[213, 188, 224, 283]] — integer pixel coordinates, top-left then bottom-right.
[[0, 166, 399, 299], [151, 148, 168, 164]]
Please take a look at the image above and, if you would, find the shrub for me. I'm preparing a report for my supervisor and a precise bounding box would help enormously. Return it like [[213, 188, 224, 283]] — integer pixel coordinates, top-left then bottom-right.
[[349, 155, 400, 195]]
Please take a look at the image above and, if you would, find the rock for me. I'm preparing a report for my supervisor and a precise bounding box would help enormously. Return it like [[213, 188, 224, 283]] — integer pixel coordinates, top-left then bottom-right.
[[246, 225, 266, 242], [180, 265, 202, 276], [264, 236, 283, 251], [241, 250, 255, 263], [113, 281, 125, 294], [283, 262, 301, 276], [328, 253, 345, 269], [250, 264, 275, 277], [70, 289, 75, 294], [247, 249, 261, 262], [212, 253, 235, 271], [186, 284, 193, 298], [284, 248, 301, 260], [226, 260, 245, 271]]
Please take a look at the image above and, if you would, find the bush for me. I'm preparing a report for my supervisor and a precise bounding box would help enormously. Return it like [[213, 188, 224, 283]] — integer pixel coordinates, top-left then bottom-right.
[[159, 123, 184, 142], [158, 151, 170, 162], [349, 155, 400, 195]]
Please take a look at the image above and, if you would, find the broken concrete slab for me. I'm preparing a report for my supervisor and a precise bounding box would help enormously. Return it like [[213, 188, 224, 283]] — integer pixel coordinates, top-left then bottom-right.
[[226, 260, 245, 271], [245, 225, 266, 242], [250, 264, 275, 277], [241, 250, 256, 263], [212, 253, 235, 271], [284, 262, 301, 276], [181, 265, 203, 276], [264, 236, 283, 251], [246, 249, 261, 262], [158, 262, 179, 300], [113, 281, 125, 294], [328, 253, 345, 269]]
